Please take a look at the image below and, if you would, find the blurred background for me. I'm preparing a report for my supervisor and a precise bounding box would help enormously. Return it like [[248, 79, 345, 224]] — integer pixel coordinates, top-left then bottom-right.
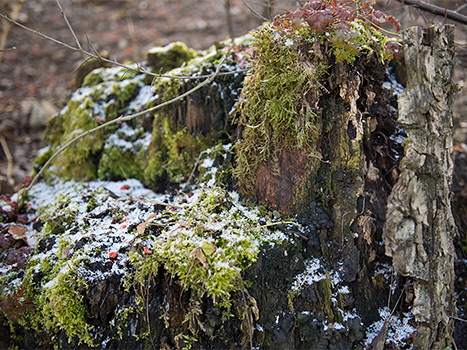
[[0, 0, 465, 190]]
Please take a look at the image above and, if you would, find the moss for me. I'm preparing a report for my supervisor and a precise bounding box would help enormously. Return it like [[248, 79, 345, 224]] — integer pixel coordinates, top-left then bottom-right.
[[35, 37, 248, 190], [142, 47, 245, 188], [145, 41, 200, 73], [143, 114, 214, 186], [235, 25, 326, 196], [316, 271, 335, 323], [34, 67, 143, 182], [97, 125, 151, 181], [123, 186, 290, 343]]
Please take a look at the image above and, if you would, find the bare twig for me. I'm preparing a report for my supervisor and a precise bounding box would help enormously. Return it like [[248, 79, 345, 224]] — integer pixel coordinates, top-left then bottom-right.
[[0, 46, 16, 52], [0, 13, 247, 81], [0, 133, 14, 186], [18, 57, 226, 205], [395, 0, 467, 25], [240, 0, 270, 21], [55, 0, 83, 51], [183, 151, 204, 191]]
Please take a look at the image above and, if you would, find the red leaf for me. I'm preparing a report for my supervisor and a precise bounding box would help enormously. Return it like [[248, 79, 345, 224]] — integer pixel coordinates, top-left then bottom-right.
[[109, 252, 118, 259]]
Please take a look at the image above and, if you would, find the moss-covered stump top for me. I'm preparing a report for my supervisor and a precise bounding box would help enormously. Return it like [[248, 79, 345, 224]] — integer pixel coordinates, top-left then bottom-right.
[[34, 35, 252, 190], [234, 2, 402, 214]]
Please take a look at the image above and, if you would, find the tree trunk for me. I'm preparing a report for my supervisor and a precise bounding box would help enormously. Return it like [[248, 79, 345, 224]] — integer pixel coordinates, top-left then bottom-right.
[[383, 24, 457, 349]]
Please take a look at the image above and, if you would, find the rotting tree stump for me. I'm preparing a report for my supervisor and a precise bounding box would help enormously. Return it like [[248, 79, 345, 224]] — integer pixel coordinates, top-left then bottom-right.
[[0, 23, 459, 350], [237, 24, 458, 349]]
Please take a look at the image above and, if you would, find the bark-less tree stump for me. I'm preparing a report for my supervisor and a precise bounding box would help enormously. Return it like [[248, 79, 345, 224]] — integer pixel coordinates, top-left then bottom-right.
[[383, 25, 457, 349]]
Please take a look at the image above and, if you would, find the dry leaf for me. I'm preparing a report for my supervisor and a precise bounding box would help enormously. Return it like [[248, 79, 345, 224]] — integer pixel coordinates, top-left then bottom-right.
[[369, 319, 388, 350], [190, 247, 208, 268], [8, 224, 28, 244], [61, 246, 72, 259], [137, 213, 158, 236]]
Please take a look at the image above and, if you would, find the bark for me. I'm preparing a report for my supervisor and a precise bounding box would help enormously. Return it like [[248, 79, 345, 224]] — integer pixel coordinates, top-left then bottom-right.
[[383, 25, 457, 349]]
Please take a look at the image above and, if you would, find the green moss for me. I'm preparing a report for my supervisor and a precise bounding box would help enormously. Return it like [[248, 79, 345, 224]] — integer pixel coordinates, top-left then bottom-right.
[[316, 271, 335, 323], [145, 41, 200, 73], [35, 67, 143, 182], [124, 186, 289, 342], [97, 126, 151, 181], [34, 261, 92, 346], [235, 26, 326, 195]]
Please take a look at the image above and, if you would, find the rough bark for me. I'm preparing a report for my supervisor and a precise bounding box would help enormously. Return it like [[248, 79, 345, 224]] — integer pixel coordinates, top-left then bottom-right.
[[383, 25, 457, 349]]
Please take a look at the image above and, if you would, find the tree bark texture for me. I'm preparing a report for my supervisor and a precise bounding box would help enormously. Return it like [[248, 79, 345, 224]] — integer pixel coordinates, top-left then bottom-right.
[[383, 25, 457, 349]]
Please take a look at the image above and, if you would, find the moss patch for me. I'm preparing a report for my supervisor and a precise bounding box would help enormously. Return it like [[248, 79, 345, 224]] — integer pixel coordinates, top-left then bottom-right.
[[145, 41, 200, 73], [235, 26, 326, 198]]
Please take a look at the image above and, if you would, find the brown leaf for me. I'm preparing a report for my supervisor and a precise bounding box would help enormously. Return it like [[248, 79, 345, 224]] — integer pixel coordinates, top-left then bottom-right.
[[8, 224, 28, 244], [137, 213, 158, 236], [357, 215, 375, 245], [190, 246, 208, 268], [0, 287, 35, 323], [369, 319, 388, 350], [61, 246, 72, 259]]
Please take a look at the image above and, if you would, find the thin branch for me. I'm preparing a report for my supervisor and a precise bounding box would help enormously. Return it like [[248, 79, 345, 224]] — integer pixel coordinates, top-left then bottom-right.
[[396, 0, 467, 25], [55, 0, 83, 51], [240, 0, 270, 21], [0, 13, 79, 52], [19, 57, 226, 203], [0, 13, 247, 81], [0, 46, 16, 52]]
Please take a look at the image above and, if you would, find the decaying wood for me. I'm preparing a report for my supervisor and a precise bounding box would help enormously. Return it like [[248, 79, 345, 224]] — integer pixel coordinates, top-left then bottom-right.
[[383, 24, 457, 349]]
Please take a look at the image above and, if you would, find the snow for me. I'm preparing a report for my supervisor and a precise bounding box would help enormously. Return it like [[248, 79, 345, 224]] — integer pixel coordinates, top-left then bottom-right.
[[127, 85, 158, 113], [364, 307, 416, 348], [383, 67, 405, 96], [291, 258, 325, 291]]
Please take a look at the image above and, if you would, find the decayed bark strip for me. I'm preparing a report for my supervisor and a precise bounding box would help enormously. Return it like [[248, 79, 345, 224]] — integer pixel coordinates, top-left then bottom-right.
[[383, 25, 457, 349]]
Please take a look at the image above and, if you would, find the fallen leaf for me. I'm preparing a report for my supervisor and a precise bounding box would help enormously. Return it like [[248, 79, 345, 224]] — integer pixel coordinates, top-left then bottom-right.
[[61, 246, 72, 259], [190, 247, 208, 268], [137, 213, 158, 236], [369, 319, 388, 350], [8, 224, 28, 244], [109, 252, 118, 259], [143, 246, 152, 255]]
